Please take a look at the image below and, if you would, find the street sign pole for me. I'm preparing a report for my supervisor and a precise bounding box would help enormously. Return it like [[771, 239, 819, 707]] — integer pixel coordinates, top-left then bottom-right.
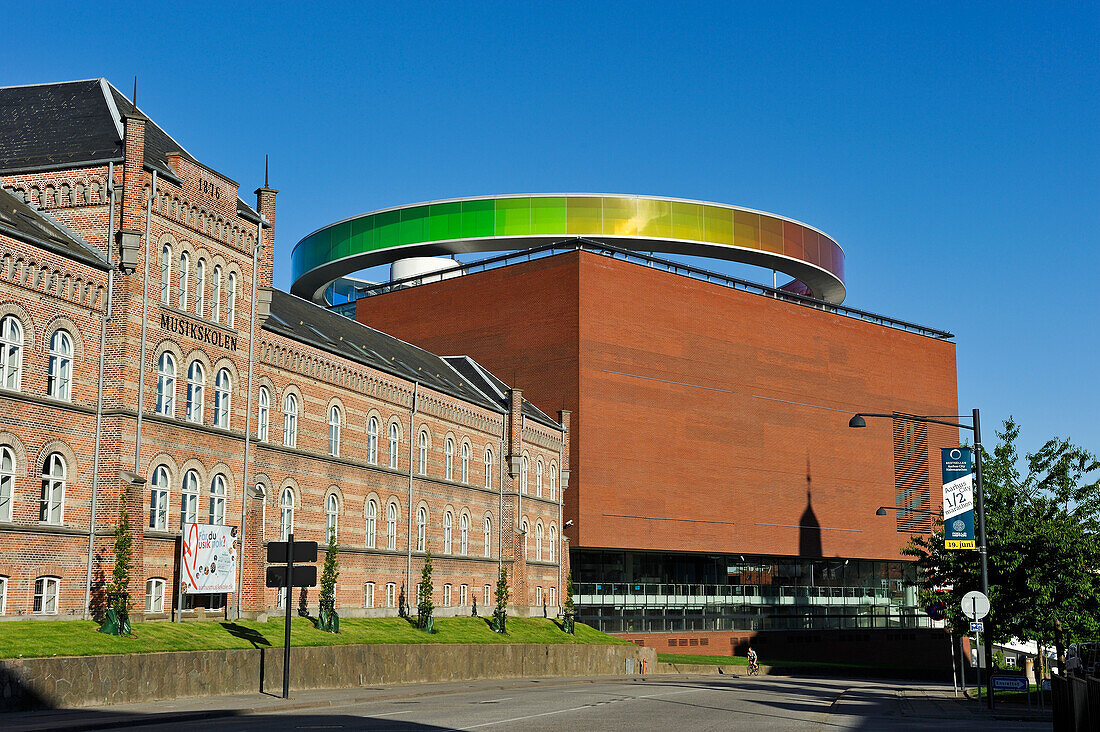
[[283, 532, 294, 700], [973, 598, 982, 706]]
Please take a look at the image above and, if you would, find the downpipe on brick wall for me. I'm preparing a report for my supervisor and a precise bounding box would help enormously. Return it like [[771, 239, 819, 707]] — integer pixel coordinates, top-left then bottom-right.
[[135, 170, 156, 471], [405, 382, 419, 612]]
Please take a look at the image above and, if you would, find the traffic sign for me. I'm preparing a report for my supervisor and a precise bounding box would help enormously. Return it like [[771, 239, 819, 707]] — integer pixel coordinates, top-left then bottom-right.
[[265, 564, 317, 588], [961, 590, 990, 620], [991, 675, 1028, 692], [267, 540, 318, 563], [970, 621, 984, 633]]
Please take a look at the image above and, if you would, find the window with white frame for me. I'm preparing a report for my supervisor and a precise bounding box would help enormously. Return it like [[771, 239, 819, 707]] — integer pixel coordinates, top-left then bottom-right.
[[226, 272, 237, 328], [385, 582, 396, 608], [280, 487, 294, 541], [550, 464, 557, 501], [483, 517, 492, 558], [459, 513, 469, 555], [160, 244, 172, 304], [145, 578, 165, 613], [213, 368, 231, 429], [149, 465, 169, 530], [210, 474, 226, 525], [548, 525, 556, 562], [418, 430, 428, 475], [443, 511, 453, 554], [186, 361, 205, 423], [156, 352, 176, 416], [276, 586, 286, 609], [328, 405, 341, 457], [443, 583, 451, 606], [484, 447, 492, 489], [178, 252, 190, 310], [444, 438, 454, 481], [416, 506, 427, 552], [211, 265, 222, 322], [283, 394, 298, 448], [0, 575, 7, 615], [386, 503, 397, 550], [365, 499, 377, 548], [549, 586, 557, 607], [40, 453, 65, 524], [326, 493, 339, 541], [461, 442, 470, 484], [0, 446, 13, 522], [364, 582, 375, 608], [256, 386, 269, 441], [536, 586, 543, 606], [0, 315, 23, 391], [536, 523, 544, 561], [195, 259, 206, 318], [388, 422, 399, 469], [521, 519, 529, 560], [181, 469, 199, 526], [47, 330, 72, 401], [33, 576, 59, 614], [536, 460, 543, 498], [367, 417, 379, 464], [520, 456, 528, 494], [483, 584, 491, 606]]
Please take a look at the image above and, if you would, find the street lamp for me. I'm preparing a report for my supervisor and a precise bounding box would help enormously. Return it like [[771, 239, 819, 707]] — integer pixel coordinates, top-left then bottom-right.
[[851, 408, 991, 704]]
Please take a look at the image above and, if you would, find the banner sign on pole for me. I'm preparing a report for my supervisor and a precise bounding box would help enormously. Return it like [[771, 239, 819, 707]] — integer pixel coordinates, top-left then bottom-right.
[[942, 447, 976, 549], [181, 523, 239, 594]]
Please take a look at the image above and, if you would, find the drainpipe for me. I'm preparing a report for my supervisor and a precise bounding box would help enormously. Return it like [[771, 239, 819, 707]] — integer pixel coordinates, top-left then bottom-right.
[[83, 161, 117, 618], [557, 428, 564, 609], [498, 413, 505, 570], [233, 219, 262, 619], [405, 382, 419, 613], [134, 169, 156, 471]]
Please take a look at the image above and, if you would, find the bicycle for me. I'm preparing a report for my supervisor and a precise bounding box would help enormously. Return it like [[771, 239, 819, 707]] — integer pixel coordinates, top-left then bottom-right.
[[748, 660, 760, 676]]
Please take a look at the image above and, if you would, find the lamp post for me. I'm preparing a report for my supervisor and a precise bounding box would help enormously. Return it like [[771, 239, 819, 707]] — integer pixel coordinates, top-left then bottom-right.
[[851, 408, 991, 706]]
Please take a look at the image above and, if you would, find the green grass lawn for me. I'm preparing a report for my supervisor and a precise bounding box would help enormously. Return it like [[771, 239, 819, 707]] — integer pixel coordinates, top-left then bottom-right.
[[0, 616, 629, 659]]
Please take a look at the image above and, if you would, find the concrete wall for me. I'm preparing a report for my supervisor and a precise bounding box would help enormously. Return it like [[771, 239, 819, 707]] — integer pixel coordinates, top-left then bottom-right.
[[0, 642, 655, 711]]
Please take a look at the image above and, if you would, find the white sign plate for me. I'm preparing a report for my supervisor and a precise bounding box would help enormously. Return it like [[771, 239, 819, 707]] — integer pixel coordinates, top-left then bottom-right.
[[961, 590, 990, 620], [970, 621, 984, 633]]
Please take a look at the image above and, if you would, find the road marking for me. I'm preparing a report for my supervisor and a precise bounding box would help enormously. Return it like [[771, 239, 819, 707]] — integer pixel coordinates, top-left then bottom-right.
[[477, 698, 513, 704], [457, 688, 701, 729]]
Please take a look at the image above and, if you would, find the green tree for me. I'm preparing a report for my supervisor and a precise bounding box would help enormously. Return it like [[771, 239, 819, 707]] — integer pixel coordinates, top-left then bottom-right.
[[318, 528, 340, 633], [562, 572, 576, 634], [906, 418, 1100, 650], [417, 549, 434, 631], [100, 489, 133, 635], [492, 564, 509, 633]]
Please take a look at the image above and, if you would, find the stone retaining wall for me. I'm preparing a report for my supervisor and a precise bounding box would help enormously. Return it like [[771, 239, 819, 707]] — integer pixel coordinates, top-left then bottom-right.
[[0, 643, 655, 711]]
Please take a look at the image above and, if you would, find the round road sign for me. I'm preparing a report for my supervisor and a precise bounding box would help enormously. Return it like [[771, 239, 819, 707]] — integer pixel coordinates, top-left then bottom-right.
[[961, 590, 990, 620]]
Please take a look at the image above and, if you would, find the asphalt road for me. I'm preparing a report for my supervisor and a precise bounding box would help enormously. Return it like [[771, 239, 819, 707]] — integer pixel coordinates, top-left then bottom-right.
[[106, 675, 1046, 732]]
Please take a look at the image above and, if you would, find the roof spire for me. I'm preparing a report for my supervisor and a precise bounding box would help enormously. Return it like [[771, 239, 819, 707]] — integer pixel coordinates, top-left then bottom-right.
[[132, 76, 137, 110], [264, 154, 269, 188]]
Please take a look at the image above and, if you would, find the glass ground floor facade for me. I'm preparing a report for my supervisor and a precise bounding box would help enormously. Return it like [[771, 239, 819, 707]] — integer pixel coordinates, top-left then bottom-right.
[[572, 549, 930, 633]]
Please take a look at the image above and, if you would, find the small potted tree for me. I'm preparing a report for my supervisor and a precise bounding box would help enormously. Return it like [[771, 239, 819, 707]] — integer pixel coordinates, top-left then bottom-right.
[[562, 572, 576, 635], [491, 565, 509, 633], [317, 528, 340, 633], [100, 489, 133, 636], [417, 549, 434, 632]]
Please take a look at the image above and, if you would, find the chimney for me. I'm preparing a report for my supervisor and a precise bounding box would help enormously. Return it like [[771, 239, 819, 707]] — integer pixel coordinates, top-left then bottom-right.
[[117, 107, 147, 272], [254, 156, 278, 290], [507, 387, 523, 478]]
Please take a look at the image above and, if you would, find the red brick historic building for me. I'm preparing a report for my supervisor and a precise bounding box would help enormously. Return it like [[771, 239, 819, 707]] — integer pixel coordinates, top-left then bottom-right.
[[0, 79, 567, 621]]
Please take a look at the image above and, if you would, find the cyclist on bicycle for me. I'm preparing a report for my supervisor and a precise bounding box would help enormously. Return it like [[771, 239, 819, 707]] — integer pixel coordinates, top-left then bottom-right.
[[747, 647, 759, 676]]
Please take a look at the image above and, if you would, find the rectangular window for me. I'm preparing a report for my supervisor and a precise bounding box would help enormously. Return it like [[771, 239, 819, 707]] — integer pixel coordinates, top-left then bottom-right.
[[386, 582, 396, 608], [536, 586, 543, 606], [484, 584, 491, 607], [459, 584, 468, 607], [0, 575, 7, 615], [443, 584, 452, 607], [364, 582, 375, 608]]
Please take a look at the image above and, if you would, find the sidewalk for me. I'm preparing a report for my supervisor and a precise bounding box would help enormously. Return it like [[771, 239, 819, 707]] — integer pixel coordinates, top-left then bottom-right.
[[896, 686, 1052, 723]]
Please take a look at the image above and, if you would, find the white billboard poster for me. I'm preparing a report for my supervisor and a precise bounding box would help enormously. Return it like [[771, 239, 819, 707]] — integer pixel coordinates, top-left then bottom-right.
[[181, 523, 239, 594]]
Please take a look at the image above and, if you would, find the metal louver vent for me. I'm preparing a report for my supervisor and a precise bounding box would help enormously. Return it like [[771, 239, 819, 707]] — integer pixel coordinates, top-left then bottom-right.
[[893, 415, 931, 533]]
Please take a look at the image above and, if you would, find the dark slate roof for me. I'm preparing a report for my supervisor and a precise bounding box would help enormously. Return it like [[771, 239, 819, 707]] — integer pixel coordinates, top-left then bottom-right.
[[0, 186, 108, 269], [267, 289, 511, 414], [106, 84, 198, 182], [442, 356, 560, 428]]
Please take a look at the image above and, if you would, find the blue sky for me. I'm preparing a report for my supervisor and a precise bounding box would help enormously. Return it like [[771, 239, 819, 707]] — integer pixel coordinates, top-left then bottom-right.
[[6, 2, 1098, 457]]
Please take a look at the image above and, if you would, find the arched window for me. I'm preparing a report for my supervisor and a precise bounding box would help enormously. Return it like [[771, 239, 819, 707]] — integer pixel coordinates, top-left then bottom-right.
[[444, 438, 454, 481], [386, 503, 397, 550], [211, 265, 222, 322], [418, 430, 428, 475], [416, 506, 427, 552], [483, 517, 492, 558], [388, 422, 399, 469], [548, 525, 556, 562], [156, 352, 176, 416], [536, 460, 543, 498], [328, 405, 341, 457], [256, 386, 269, 441], [326, 494, 339, 541], [160, 243, 172, 304], [149, 465, 169, 530], [226, 272, 237, 328], [536, 523, 544, 561], [365, 499, 377, 548], [283, 394, 297, 448], [40, 453, 65, 524], [484, 448, 492, 489], [214, 368, 231, 429], [443, 511, 453, 554], [549, 464, 557, 501], [279, 487, 294, 540], [521, 519, 529, 560], [549, 586, 557, 607], [210, 474, 226, 525], [145, 578, 166, 613], [0, 445, 14, 522], [46, 330, 72, 401], [363, 416, 378, 464], [178, 252, 190, 310], [186, 361, 205, 423], [181, 469, 199, 526], [461, 443, 470, 484], [33, 576, 59, 614], [195, 259, 206, 318], [520, 456, 529, 494], [459, 513, 469, 555], [0, 315, 23, 391]]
